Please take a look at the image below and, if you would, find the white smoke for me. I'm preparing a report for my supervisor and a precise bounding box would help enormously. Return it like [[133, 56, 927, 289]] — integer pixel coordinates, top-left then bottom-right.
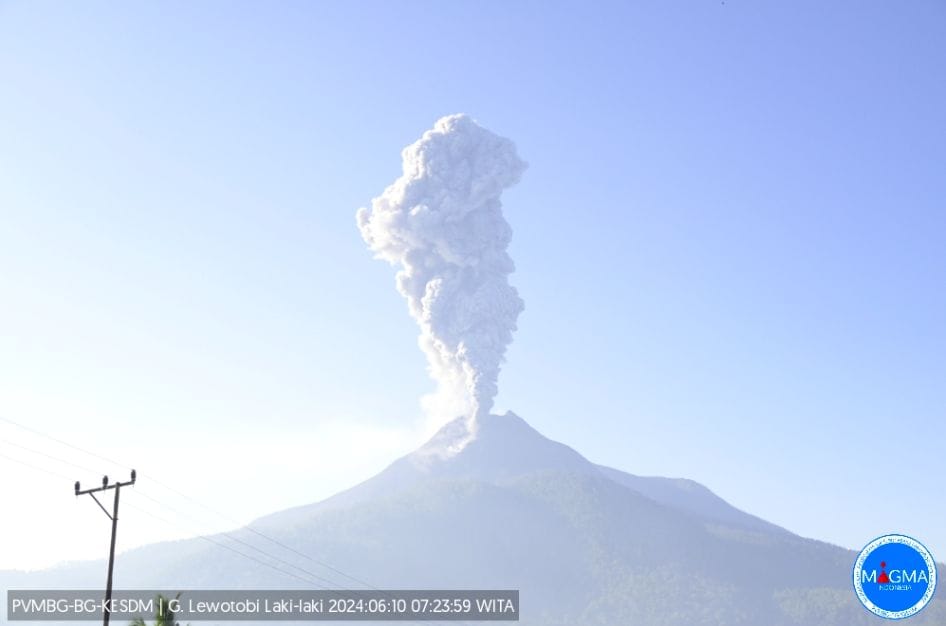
[[357, 114, 526, 427]]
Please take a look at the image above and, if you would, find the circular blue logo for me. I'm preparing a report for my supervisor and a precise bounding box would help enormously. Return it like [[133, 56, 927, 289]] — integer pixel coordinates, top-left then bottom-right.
[[853, 534, 937, 619]]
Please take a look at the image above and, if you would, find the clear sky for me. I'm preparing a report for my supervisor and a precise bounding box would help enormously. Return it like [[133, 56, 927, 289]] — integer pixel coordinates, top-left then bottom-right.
[[1, 1, 944, 571]]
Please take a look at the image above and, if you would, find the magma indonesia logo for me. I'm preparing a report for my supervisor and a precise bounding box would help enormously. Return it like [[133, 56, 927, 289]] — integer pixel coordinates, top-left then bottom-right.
[[853, 534, 938, 620]]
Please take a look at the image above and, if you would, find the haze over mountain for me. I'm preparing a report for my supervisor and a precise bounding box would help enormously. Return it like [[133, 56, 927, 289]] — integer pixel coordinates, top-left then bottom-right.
[[2, 413, 943, 625]]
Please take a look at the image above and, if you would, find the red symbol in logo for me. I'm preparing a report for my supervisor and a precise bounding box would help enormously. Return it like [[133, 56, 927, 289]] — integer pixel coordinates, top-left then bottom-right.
[[878, 561, 890, 584]]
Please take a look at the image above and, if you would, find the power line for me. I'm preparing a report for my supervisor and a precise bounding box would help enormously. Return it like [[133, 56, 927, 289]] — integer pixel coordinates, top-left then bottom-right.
[[0, 447, 332, 590], [123, 502, 334, 589], [123, 500, 469, 626], [126, 489, 466, 626], [0, 416, 383, 590], [75, 471, 137, 626], [0, 429, 468, 626], [1, 420, 358, 590], [0, 448, 338, 591], [139, 475, 387, 591], [0, 450, 73, 482], [0, 437, 102, 476], [132, 490, 350, 590], [0, 416, 132, 471]]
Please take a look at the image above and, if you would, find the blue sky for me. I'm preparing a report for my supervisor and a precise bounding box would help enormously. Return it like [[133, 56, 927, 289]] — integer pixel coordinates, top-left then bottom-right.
[[1, 1, 944, 570]]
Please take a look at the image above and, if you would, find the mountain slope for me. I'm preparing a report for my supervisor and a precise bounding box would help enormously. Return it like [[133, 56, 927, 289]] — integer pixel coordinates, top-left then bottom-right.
[[593, 464, 788, 535], [2, 412, 942, 625]]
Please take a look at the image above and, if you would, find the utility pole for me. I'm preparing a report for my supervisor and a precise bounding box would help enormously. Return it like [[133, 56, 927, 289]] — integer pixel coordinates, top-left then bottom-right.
[[75, 470, 136, 626]]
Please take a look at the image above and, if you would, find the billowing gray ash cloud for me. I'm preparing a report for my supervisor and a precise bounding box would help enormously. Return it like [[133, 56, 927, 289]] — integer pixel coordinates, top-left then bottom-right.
[[357, 114, 526, 426]]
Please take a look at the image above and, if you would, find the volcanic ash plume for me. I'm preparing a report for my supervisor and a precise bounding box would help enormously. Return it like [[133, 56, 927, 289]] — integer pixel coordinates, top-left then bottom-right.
[[357, 114, 526, 424]]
